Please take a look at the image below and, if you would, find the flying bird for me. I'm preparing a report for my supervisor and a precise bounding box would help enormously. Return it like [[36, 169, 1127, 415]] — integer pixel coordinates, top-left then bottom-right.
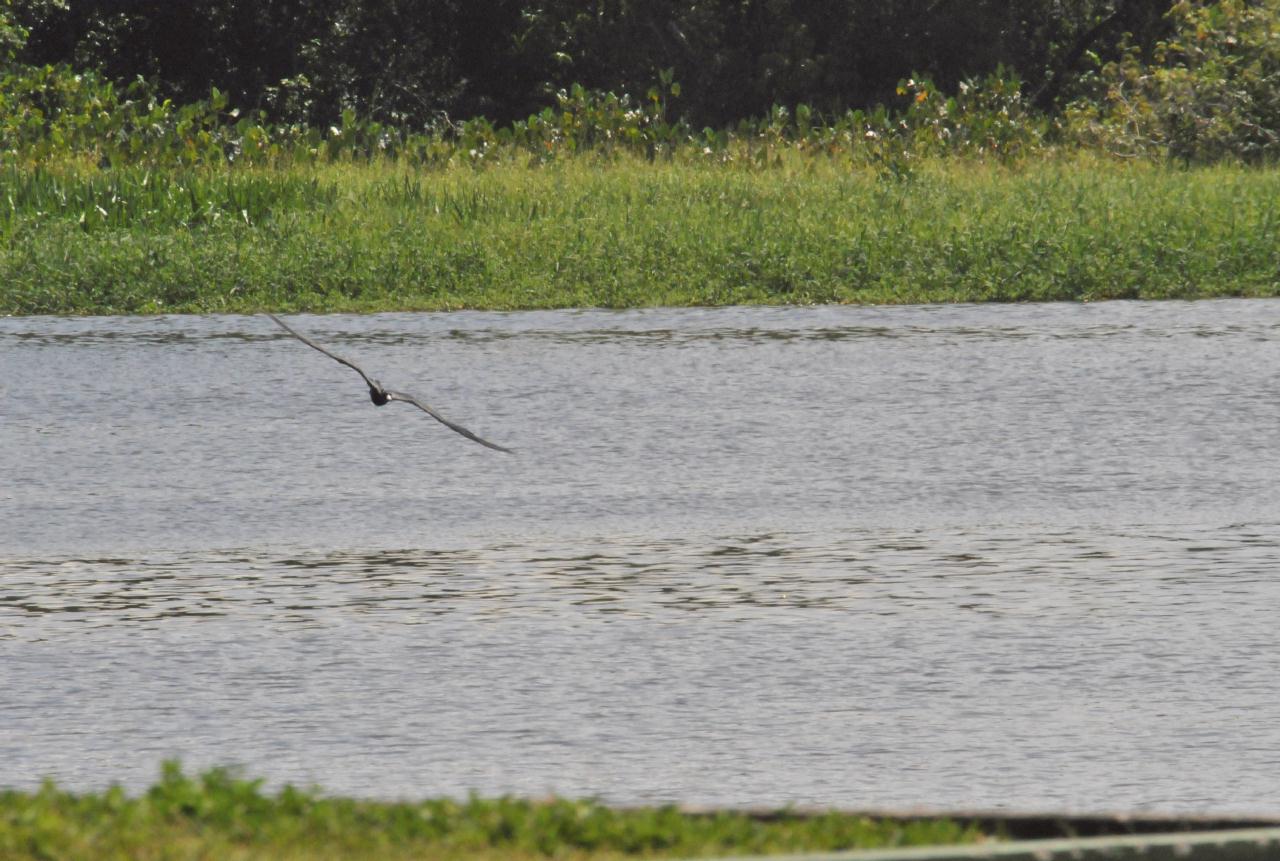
[[267, 313, 513, 453]]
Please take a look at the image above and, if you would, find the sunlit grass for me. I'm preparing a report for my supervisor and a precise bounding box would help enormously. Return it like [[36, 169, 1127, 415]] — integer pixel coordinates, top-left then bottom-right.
[[0, 763, 988, 861], [2, 154, 1278, 315]]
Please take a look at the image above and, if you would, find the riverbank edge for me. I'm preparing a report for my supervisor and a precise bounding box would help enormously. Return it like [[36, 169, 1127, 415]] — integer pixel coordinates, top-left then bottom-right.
[[7, 767, 1280, 861], [0, 765, 989, 861]]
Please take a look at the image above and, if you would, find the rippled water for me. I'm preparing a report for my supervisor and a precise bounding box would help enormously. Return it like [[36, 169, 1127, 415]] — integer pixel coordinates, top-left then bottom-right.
[[4, 301, 1280, 813]]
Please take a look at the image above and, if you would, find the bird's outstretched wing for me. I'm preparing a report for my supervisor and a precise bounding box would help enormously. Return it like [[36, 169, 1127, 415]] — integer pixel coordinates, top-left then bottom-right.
[[267, 312, 381, 393], [385, 390, 514, 454]]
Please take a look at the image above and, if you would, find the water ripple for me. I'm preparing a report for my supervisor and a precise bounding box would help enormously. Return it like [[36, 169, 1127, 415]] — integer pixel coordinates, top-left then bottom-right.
[[7, 300, 1280, 811], [5, 524, 1280, 639]]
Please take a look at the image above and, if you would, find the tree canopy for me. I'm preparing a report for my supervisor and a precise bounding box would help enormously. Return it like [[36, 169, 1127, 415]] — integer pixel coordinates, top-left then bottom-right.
[[8, 0, 1181, 127]]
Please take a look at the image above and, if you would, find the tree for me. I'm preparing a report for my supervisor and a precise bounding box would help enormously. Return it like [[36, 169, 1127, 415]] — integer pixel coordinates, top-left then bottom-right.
[[1069, 0, 1280, 161], [7, 0, 1192, 127]]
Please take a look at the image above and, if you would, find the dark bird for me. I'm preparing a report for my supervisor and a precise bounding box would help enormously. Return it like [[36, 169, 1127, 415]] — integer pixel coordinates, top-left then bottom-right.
[[267, 313, 513, 453]]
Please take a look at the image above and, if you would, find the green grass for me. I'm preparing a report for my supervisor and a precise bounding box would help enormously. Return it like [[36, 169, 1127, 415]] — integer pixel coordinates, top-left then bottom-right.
[[0, 763, 988, 861], [3, 155, 1279, 315]]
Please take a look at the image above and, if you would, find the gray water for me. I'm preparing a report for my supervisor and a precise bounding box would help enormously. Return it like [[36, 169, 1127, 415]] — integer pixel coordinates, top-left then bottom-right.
[[3, 300, 1280, 814]]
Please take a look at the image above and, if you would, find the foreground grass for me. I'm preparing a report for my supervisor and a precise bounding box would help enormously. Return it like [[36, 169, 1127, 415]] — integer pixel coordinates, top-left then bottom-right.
[[0, 764, 987, 861], [2, 155, 1279, 315]]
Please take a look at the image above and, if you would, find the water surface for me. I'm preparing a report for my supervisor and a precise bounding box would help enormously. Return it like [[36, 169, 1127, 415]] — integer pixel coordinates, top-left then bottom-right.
[[3, 301, 1280, 813]]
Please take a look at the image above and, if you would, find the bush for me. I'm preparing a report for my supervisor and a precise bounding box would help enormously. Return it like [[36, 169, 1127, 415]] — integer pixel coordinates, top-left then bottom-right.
[[1066, 0, 1280, 161]]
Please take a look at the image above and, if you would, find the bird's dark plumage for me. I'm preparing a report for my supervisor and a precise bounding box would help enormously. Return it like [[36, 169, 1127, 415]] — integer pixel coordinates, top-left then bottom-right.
[[267, 313, 513, 453]]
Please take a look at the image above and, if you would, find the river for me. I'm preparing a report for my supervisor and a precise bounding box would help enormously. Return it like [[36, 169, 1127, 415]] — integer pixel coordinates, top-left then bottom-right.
[[3, 300, 1279, 813]]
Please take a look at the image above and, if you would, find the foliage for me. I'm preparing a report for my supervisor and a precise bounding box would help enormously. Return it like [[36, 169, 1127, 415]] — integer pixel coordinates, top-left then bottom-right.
[[1, 0, 62, 65], [892, 70, 1047, 161], [1, 48, 1053, 170], [11, 0, 1180, 130], [1067, 0, 1280, 161], [9, 0, 1276, 168], [0, 762, 986, 861], [3, 156, 1278, 316], [0, 63, 249, 167], [0, 164, 336, 231], [1, 1, 1277, 319]]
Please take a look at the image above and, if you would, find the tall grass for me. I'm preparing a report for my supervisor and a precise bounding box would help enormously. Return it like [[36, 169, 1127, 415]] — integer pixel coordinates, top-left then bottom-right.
[[0, 763, 986, 861], [2, 63, 1276, 316], [2, 155, 1277, 315], [0, 165, 338, 231]]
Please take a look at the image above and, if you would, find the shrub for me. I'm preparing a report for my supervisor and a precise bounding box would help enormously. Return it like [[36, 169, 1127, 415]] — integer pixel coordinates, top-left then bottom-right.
[[1066, 0, 1280, 161]]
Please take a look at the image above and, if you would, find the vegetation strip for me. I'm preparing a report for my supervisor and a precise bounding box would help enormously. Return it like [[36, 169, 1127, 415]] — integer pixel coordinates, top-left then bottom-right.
[[3, 2, 1280, 316], [691, 828, 1280, 861], [3, 157, 1278, 316], [0, 764, 986, 861]]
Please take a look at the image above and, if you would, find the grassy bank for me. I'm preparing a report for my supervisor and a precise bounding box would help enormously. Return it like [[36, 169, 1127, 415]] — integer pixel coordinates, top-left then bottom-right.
[[0, 764, 987, 861], [2, 156, 1279, 315]]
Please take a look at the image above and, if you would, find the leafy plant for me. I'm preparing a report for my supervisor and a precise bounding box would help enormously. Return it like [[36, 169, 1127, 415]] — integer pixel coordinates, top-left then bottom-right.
[[1066, 0, 1280, 161]]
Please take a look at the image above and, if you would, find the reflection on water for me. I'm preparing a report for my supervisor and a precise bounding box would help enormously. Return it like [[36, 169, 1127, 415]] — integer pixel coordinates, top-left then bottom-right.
[[4, 300, 1280, 813]]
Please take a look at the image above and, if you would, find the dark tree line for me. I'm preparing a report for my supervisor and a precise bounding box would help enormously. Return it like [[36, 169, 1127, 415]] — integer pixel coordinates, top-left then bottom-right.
[[11, 0, 1179, 128]]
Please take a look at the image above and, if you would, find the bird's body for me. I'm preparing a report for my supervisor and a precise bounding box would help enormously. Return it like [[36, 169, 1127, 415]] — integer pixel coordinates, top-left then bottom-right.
[[267, 313, 512, 453]]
